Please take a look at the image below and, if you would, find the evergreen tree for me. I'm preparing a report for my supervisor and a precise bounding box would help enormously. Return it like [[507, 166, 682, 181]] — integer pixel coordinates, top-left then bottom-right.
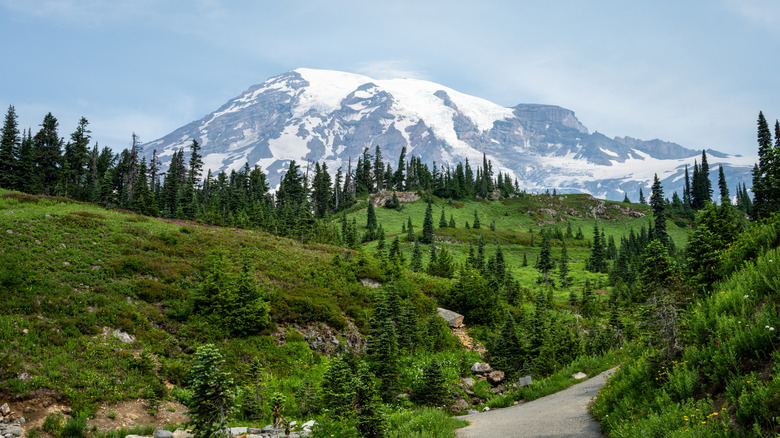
[[439, 208, 447, 228], [559, 240, 570, 288], [320, 355, 356, 418], [640, 239, 679, 301], [718, 165, 730, 205], [683, 164, 692, 207], [449, 214, 456, 228], [427, 247, 455, 278], [373, 145, 384, 191], [188, 344, 234, 438], [393, 146, 406, 190], [638, 187, 646, 204], [62, 117, 91, 199], [536, 234, 555, 286], [370, 319, 400, 402], [692, 150, 712, 209], [33, 112, 64, 195], [488, 314, 525, 375], [409, 241, 423, 272], [420, 202, 434, 244], [354, 361, 385, 438], [410, 359, 449, 407], [587, 223, 607, 273], [444, 265, 501, 326], [472, 209, 481, 229], [406, 216, 414, 241], [650, 174, 670, 247], [0, 105, 20, 189], [622, 193, 630, 203]]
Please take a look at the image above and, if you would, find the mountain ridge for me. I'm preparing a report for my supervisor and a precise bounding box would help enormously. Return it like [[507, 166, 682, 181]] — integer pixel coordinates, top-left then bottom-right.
[[143, 68, 756, 200]]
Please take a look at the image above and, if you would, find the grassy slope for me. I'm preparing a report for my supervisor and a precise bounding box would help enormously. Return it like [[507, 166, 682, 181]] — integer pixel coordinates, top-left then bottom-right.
[[0, 190, 400, 413]]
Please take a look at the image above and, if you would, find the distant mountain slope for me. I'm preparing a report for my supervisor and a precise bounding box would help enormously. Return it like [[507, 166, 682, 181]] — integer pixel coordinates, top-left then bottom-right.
[[143, 68, 756, 200]]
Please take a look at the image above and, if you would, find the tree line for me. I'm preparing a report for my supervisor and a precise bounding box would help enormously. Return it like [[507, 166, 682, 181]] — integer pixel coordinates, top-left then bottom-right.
[[0, 106, 526, 242]]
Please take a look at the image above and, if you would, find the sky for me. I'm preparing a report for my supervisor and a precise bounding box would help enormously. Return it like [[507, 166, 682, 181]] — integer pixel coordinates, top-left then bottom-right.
[[1, 0, 779, 157]]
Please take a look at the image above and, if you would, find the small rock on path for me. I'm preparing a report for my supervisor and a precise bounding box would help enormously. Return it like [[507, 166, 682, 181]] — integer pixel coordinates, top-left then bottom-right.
[[456, 368, 615, 438]]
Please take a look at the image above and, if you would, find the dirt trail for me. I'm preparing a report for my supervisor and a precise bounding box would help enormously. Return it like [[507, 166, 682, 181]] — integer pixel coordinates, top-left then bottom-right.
[[456, 368, 615, 438]]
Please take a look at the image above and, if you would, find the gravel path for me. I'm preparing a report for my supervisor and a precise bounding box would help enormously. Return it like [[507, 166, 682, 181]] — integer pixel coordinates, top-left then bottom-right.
[[455, 368, 615, 438]]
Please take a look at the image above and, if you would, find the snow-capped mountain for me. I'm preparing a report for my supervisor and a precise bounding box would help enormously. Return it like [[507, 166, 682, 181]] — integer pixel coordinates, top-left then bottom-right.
[[143, 68, 756, 200]]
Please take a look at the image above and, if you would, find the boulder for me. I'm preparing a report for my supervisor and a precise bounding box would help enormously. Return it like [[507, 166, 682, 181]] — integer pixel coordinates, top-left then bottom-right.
[[260, 425, 275, 434], [518, 375, 533, 387], [0, 404, 9, 415], [482, 407, 491, 412], [467, 409, 479, 415], [4, 425, 23, 437], [460, 377, 476, 388], [450, 399, 469, 413], [154, 430, 174, 438], [470, 362, 493, 374], [486, 370, 505, 385], [437, 308, 464, 328], [573, 372, 587, 380], [228, 427, 247, 436]]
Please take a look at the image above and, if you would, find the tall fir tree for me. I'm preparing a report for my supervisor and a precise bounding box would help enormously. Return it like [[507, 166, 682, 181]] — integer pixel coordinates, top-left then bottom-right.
[[752, 111, 774, 219], [536, 234, 555, 286], [559, 240, 570, 288], [420, 202, 434, 244], [32, 112, 64, 195], [650, 174, 670, 247], [718, 165, 730, 205], [0, 105, 20, 190]]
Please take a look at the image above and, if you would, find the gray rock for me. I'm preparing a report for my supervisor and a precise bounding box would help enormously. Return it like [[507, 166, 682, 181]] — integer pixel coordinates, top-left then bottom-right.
[[246, 429, 262, 434], [572, 372, 587, 380], [112, 329, 135, 344], [467, 409, 479, 415], [301, 420, 316, 430], [154, 430, 174, 438], [17, 419, 23, 425], [461, 377, 476, 388], [482, 407, 491, 412], [0, 403, 9, 415], [437, 308, 464, 328], [260, 425, 275, 433], [470, 362, 492, 374], [125, 435, 147, 438], [228, 427, 247, 436], [245, 435, 263, 438]]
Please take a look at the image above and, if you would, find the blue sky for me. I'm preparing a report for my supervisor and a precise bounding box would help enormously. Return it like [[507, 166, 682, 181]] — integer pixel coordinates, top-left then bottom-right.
[[1, 0, 778, 157]]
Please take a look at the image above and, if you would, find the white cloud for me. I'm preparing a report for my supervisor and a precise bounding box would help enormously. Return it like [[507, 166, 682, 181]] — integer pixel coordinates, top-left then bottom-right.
[[353, 60, 428, 80]]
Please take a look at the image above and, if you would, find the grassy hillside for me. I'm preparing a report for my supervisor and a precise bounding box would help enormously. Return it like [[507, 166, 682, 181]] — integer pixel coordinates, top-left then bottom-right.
[[591, 215, 780, 437], [345, 193, 687, 296]]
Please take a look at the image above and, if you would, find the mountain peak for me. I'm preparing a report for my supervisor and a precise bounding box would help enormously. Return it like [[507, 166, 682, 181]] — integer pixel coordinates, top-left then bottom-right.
[[143, 68, 755, 200]]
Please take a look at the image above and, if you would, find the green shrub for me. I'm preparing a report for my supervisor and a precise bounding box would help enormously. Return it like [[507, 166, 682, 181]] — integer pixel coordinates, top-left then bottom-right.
[[62, 412, 88, 438], [43, 413, 64, 437]]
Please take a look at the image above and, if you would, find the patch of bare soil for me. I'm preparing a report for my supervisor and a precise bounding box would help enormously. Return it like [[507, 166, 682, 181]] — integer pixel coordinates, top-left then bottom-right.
[[1, 390, 189, 436], [89, 399, 189, 432]]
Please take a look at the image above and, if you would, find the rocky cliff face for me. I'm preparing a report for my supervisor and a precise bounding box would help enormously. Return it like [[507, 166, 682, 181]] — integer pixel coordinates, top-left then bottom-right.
[[143, 68, 756, 200]]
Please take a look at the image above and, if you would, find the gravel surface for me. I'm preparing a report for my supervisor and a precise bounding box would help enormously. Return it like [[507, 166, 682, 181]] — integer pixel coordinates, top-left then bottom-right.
[[456, 368, 615, 438]]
